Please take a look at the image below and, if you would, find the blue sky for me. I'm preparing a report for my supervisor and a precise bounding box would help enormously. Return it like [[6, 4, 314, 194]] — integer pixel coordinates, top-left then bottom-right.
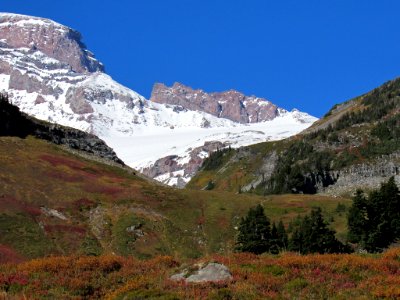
[[2, 0, 400, 117]]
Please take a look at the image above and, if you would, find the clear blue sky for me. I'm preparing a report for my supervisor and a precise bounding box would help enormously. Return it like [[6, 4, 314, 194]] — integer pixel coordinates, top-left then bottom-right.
[[2, 1, 400, 117]]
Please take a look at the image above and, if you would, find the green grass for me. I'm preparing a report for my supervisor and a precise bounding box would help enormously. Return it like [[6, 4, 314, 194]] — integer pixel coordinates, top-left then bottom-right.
[[0, 136, 352, 261], [112, 212, 145, 256], [0, 213, 56, 258]]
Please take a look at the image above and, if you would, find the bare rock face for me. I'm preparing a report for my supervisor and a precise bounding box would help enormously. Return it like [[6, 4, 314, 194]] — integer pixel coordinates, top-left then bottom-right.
[[141, 141, 227, 188], [150, 82, 281, 123], [322, 152, 400, 196], [170, 262, 233, 283], [0, 13, 104, 73], [0, 13, 146, 136], [0, 95, 124, 164]]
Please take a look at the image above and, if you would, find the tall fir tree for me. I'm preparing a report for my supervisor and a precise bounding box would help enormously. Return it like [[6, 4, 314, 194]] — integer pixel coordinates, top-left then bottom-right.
[[347, 190, 368, 243], [277, 220, 289, 250], [348, 177, 400, 252], [236, 204, 271, 254], [269, 222, 279, 254], [289, 207, 349, 254]]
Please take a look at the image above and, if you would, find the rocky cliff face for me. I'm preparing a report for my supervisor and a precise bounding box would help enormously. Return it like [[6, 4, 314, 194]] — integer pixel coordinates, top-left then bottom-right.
[[0, 94, 123, 164], [0, 13, 103, 73], [150, 82, 282, 123], [141, 141, 227, 187], [0, 12, 147, 136], [322, 153, 400, 195]]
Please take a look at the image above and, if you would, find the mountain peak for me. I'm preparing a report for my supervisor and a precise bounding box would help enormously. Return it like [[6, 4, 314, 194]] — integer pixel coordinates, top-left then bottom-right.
[[0, 12, 66, 29], [151, 82, 284, 123], [0, 12, 103, 73]]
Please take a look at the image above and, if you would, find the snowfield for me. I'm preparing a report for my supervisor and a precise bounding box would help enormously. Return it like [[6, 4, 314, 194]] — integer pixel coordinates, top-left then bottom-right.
[[106, 111, 316, 170]]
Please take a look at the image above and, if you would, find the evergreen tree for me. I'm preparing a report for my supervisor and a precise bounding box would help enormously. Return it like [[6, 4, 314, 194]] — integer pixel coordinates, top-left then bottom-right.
[[288, 226, 303, 253], [277, 220, 288, 250], [269, 222, 279, 254], [236, 204, 271, 254], [289, 207, 349, 254], [347, 190, 368, 243], [381, 177, 400, 238], [347, 177, 400, 252]]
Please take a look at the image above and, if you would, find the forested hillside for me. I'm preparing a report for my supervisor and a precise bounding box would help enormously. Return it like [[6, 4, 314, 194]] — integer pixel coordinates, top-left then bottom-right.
[[188, 78, 400, 195]]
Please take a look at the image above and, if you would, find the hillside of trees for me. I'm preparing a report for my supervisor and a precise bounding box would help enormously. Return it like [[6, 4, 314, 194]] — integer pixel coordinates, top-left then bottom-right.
[[237, 177, 399, 255]]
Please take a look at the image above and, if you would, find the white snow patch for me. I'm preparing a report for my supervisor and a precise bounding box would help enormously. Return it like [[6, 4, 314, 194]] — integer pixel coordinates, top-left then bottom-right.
[[0, 74, 10, 91], [104, 111, 317, 172]]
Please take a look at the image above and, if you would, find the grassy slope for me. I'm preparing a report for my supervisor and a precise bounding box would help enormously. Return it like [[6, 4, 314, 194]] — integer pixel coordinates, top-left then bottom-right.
[[1, 249, 400, 299], [187, 139, 292, 193], [0, 136, 350, 262], [188, 77, 400, 195]]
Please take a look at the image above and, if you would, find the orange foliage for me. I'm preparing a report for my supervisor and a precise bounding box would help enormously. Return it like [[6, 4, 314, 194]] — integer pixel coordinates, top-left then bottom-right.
[[1, 249, 399, 299]]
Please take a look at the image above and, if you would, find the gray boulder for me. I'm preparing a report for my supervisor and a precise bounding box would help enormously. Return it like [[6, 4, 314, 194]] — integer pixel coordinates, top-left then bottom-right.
[[170, 262, 233, 283]]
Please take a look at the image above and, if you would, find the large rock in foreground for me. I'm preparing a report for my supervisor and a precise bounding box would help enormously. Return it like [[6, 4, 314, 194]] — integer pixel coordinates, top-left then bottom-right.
[[170, 262, 233, 283]]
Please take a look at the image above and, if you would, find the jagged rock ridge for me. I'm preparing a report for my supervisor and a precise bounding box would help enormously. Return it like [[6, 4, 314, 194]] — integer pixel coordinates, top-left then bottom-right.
[[151, 82, 283, 123], [0, 94, 123, 164]]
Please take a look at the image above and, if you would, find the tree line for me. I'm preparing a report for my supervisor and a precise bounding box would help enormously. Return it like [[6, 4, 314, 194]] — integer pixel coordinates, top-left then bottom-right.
[[237, 176, 399, 254]]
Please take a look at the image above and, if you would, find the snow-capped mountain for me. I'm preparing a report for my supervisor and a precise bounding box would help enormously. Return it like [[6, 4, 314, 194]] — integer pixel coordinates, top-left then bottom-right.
[[0, 13, 318, 187]]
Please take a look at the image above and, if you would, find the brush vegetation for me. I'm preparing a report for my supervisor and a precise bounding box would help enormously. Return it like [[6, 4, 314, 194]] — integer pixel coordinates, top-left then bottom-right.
[[1, 249, 400, 299], [0, 136, 351, 262]]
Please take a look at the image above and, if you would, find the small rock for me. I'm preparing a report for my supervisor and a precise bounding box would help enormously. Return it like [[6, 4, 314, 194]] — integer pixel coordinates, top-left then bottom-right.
[[40, 207, 68, 221]]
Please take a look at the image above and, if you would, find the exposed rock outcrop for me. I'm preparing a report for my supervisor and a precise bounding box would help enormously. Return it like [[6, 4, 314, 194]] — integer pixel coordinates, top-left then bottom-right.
[[0, 94, 123, 164], [34, 122, 124, 164], [151, 82, 281, 123], [170, 262, 233, 283], [323, 153, 400, 195], [242, 151, 278, 192], [141, 141, 228, 187], [0, 13, 104, 73]]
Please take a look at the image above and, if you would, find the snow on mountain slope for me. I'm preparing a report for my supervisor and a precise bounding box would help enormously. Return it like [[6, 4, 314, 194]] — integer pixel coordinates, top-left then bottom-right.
[[0, 13, 318, 187], [108, 111, 316, 186]]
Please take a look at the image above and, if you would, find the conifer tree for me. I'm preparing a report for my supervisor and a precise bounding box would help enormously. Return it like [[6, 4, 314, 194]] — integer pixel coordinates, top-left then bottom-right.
[[348, 177, 400, 252], [277, 220, 288, 250], [347, 190, 368, 243], [289, 226, 303, 253], [236, 204, 271, 254], [289, 207, 349, 254], [269, 222, 279, 254]]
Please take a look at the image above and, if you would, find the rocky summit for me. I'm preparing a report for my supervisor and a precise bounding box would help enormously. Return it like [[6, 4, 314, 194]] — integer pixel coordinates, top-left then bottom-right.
[[151, 82, 282, 123], [0, 13, 103, 73]]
